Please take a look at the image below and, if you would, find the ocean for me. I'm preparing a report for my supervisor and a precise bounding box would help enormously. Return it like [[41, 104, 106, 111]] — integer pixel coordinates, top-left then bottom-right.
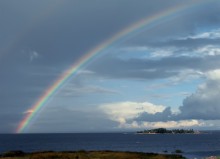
[[0, 131, 220, 158]]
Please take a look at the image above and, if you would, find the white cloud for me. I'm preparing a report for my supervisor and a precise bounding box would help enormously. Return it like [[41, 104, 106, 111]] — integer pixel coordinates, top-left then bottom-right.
[[147, 69, 204, 91], [192, 30, 220, 39], [118, 46, 175, 59], [99, 101, 165, 125], [99, 69, 220, 128], [149, 49, 174, 58], [181, 29, 220, 40], [120, 46, 150, 52], [195, 45, 220, 56], [170, 69, 204, 83], [120, 120, 203, 129], [206, 69, 220, 80], [120, 29, 220, 59], [133, 69, 220, 125]]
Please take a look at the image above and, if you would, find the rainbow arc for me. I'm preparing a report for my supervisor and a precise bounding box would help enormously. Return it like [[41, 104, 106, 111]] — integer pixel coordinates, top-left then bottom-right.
[[16, 0, 212, 133]]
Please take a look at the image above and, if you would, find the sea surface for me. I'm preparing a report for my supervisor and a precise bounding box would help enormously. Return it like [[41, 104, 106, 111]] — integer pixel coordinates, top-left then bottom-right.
[[0, 132, 220, 158]]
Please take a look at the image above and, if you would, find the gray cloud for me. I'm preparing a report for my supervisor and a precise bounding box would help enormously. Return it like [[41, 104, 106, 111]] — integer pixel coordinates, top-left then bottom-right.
[[147, 38, 220, 50], [90, 55, 220, 80], [0, 111, 22, 133], [178, 78, 220, 120], [126, 1, 220, 45], [28, 108, 118, 133], [61, 85, 119, 97], [135, 107, 172, 122], [1, 0, 220, 132], [1, 0, 186, 65], [136, 70, 220, 122]]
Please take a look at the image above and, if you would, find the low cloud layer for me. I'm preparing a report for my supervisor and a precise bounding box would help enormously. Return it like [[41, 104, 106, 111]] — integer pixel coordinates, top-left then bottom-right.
[[99, 101, 204, 129], [100, 70, 220, 128]]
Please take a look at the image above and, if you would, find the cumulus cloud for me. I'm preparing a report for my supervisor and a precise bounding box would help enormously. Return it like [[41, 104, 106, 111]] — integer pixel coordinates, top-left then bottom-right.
[[100, 101, 205, 129], [135, 107, 173, 122], [99, 101, 165, 126], [99, 100, 204, 128], [206, 69, 220, 80], [177, 69, 220, 120], [134, 69, 220, 123], [100, 70, 220, 129]]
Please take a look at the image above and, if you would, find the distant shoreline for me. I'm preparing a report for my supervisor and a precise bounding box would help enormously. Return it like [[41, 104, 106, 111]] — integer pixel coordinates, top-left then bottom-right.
[[136, 128, 201, 134]]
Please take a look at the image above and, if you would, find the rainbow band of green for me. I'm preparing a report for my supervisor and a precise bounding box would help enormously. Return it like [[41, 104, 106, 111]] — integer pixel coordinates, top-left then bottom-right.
[[16, 0, 211, 133]]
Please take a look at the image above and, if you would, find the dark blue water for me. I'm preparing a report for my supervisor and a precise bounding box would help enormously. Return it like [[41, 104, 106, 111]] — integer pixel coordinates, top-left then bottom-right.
[[0, 132, 220, 158]]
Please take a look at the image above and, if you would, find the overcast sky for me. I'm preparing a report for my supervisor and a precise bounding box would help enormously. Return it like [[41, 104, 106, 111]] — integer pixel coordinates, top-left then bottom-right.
[[1, 0, 220, 133]]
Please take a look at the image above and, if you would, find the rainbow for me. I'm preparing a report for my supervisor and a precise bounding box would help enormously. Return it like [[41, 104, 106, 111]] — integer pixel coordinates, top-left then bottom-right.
[[16, 0, 212, 133]]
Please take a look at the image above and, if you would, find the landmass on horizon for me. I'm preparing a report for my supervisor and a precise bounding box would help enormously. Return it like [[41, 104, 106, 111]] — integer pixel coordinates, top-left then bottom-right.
[[136, 128, 200, 134]]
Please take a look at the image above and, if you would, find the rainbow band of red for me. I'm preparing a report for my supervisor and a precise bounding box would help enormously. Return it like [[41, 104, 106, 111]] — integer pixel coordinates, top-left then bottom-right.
[[16, 0, 212, 133]]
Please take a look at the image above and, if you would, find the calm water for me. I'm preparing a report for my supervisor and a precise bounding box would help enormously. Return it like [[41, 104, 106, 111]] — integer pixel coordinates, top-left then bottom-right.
[[0, 132, 220, 158]]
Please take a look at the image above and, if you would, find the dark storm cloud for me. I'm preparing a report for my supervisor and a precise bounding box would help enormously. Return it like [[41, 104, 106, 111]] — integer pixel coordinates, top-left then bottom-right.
[[1, 0, 220, 132], [90, 55, 220, 79], [0, 0, 187, 65], [1, 0, 220, 64]]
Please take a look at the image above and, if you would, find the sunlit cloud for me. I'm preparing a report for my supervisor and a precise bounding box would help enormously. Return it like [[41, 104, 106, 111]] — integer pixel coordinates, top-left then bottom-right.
[[99, 101, 166, 125], [119, 120, 204, 129]]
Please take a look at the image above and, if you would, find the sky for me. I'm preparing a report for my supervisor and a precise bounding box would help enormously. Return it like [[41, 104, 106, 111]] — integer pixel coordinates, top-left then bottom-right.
[[1, 0, 220, 133]]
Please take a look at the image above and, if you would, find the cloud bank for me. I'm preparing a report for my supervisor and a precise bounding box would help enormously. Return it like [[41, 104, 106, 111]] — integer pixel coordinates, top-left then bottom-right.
[[100, 70, 220, 129]]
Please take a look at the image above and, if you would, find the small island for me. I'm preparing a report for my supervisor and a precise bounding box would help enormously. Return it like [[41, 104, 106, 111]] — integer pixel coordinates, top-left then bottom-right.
[[137, 128, 199, 134]]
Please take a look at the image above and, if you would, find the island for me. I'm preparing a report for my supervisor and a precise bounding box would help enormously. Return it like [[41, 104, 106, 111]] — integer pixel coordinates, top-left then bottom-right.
[[137, 128, 199, 134]]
